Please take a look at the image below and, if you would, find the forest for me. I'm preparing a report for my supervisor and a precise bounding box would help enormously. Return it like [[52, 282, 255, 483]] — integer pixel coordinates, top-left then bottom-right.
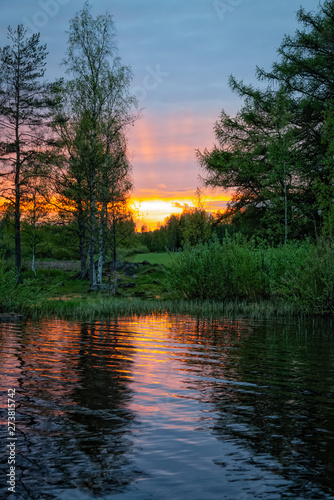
[[1, 1, 334, 317]]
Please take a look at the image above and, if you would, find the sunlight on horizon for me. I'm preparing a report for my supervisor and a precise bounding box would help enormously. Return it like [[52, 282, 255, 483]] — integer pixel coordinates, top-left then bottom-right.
[[132, 191, 230, 230]]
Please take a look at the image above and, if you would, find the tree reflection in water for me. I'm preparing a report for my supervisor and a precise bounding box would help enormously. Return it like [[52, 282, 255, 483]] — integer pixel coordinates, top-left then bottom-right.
[[1, 316, 334, 499], [0, 320, 141, 499]]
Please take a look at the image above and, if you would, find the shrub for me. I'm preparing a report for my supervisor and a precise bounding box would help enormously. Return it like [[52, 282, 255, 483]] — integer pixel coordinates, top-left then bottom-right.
[[278, 237, 334, 314], [164, 235, 313, 304], [164, 235, 265, 301], [0, 256, 44, 314]]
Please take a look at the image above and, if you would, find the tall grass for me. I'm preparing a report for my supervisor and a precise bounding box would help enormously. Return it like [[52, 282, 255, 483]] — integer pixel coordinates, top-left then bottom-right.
[[163, 234, 334, 314], [278, 237, 334, 314], [30, 297, 297, 321]]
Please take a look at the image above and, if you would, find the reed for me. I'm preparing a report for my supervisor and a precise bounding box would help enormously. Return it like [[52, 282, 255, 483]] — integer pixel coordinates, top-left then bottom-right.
[[29, 296, 299, 321]]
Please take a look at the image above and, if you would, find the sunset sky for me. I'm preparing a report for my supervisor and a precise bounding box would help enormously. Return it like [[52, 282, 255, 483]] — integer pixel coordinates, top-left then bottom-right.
[[1, 0, 317, 228]]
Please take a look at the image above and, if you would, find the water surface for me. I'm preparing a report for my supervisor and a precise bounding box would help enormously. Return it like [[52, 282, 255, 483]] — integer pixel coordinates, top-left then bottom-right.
[[1, 315, 334, 499]]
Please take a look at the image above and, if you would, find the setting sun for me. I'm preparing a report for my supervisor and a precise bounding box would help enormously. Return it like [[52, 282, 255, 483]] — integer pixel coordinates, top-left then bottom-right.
[[132, 190, 231, 230]]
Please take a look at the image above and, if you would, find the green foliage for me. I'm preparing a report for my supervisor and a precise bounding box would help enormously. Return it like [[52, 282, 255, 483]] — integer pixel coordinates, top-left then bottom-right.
[[164, 236, 263, 301], [278, 237, 334, 314], [0, 258, 18, 312], [180, 207, 212, 247], [0, 256, 44, 313], [23, 223, 79, 260], [197, 2, 334, 241], [30, 297, 296, 321], [164, 235, 313, 304], [139, 205, 213, 253]]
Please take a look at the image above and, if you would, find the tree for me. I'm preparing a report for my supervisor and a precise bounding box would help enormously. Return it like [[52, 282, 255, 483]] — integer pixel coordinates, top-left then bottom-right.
[[61, 2, 138, 289], [96, 60, 138, 288], [256, 0, 334, 228], [197, 79, 320, 242], [0, 25, 50, 282], [21, 179, 49, 276], [51, 105, 96, 279], [198, 2, 334, 241], [97, 132, 134, 293], [180, 189, 213, 247], [164, 214, 182, 251], [62, 2, 116, 288]]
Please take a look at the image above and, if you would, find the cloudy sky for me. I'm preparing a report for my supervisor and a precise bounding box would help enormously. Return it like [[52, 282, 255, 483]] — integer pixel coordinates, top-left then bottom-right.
[[1, 0, 318, 227]]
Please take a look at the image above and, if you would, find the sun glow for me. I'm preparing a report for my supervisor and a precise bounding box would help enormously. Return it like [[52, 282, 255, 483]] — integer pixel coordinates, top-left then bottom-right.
[[132, 191, 231, 231]]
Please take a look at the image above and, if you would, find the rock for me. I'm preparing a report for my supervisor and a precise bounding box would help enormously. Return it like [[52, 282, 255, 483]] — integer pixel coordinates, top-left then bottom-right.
[[109, 261, 138, 276], [0, 313, 25, 322], [89, 284, 109, 291]]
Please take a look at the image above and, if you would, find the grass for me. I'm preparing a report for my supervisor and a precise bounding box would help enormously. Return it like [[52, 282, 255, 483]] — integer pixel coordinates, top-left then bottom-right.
[[21, 259, 168, 303], [12, 253, 315, 321], [126, 252, 172, 266], [31, 297, 298, 321]]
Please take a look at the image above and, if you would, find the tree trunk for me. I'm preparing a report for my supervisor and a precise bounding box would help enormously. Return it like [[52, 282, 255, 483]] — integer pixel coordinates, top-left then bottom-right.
[[112, 220, 117, 295], [14, 186, 22, 283], [283, 136, 288, 245], [32, 245, 36, 277], [89, 164, 96, 288], [97, 200, 107, 285], [78, 202, 88, 279], [15, 99, 22, 284]]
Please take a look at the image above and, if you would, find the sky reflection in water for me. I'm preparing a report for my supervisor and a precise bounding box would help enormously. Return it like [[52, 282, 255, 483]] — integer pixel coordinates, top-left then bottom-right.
[[1, 315, 334, 499]]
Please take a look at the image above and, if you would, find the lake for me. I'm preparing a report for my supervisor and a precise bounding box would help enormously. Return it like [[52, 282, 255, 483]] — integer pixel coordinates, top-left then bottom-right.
[[1, 314, 334, 499]]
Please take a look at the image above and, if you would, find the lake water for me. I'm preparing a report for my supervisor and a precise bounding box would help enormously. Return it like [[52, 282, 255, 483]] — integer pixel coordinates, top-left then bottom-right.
[[1, 314, 334, 499]]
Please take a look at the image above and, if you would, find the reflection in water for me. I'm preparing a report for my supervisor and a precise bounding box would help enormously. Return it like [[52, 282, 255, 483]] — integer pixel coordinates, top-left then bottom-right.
[[0, 320, 139, 499], [1, 315, 334, 499]]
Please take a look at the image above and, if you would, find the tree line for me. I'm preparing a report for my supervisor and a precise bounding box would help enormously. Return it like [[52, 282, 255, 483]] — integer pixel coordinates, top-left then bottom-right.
[[0, 2, 138, 290], [139, 190, 213, 252]]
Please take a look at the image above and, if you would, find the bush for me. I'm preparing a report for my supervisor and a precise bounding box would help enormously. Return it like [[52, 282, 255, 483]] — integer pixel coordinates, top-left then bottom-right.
[[164, 235, 265, 301], [0, 256, 44, 314], [164, 235, 312, 304], [0, 258, 18, 312], [278, 237, 334, 314]]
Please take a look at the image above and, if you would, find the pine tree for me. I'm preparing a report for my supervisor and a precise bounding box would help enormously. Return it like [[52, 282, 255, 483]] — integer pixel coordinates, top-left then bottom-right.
[[0, 25, 49, 282]]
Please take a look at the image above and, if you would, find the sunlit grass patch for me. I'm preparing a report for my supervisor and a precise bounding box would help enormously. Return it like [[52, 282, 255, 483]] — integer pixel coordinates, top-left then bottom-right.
[[126, 252, 172, 266]]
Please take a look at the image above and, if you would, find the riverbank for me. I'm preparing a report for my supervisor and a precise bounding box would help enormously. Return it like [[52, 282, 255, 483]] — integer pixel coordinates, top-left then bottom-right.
[[30, 296, 299, 321], [0, 257, 301, 321], [2, 237, 334, 321]]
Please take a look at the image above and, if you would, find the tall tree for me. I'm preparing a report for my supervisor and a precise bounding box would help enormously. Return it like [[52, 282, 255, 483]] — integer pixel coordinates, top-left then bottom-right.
[[256, 0, 334, 226], [97, 132, 133, 289], [198, 1, 334, 241], [61, 2, 138, 289], [197, 79, 321, 241], [96, 62, 137, 288], [180, 189, 213, 247], [62, 2, 116, 288], [0, 25, 50, 282]]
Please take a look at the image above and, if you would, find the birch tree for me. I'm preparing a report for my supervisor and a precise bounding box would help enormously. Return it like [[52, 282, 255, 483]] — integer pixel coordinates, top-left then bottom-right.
[[62, 2, 138, 289]]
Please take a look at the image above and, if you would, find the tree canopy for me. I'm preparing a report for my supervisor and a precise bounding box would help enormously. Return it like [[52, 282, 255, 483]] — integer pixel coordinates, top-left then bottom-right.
[[197, 0, 334, 242]]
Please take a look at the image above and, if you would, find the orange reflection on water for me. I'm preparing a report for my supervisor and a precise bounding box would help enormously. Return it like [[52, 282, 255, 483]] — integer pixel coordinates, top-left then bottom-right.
[[0, 313, 250, 424]]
